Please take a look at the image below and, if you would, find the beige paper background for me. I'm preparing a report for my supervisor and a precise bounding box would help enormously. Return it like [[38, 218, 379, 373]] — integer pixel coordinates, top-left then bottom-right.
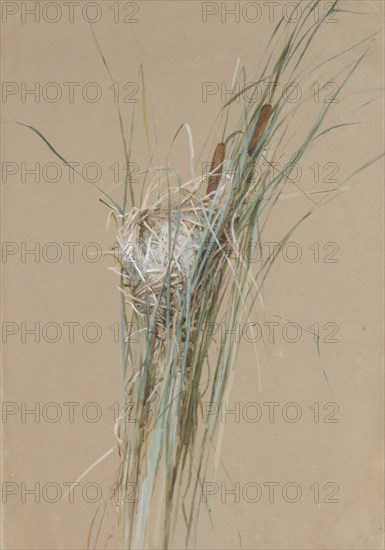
[[1, 1, 384, 549]]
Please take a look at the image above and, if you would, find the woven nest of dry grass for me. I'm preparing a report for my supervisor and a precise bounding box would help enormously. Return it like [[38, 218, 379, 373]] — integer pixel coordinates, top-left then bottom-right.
[[116, 178, 224, 323]]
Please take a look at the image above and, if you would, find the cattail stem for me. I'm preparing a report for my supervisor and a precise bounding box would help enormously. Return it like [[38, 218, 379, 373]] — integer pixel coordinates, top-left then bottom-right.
[[207, 142, 226, 195], [248, 103, 272, 156]]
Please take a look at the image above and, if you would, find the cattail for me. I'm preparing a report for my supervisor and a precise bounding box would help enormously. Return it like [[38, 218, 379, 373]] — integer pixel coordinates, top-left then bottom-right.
[[248, 103, 272, 156], [207, 142, 226, 194]]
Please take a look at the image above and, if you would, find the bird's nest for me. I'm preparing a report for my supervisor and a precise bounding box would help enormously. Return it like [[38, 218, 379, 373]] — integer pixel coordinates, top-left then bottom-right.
[[116, 182, 217, 322]]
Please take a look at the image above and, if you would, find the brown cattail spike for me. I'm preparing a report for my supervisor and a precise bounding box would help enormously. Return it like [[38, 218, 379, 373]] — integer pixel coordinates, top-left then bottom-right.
[[207, 142, 226, 195], [248, 103, 272, 156]]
